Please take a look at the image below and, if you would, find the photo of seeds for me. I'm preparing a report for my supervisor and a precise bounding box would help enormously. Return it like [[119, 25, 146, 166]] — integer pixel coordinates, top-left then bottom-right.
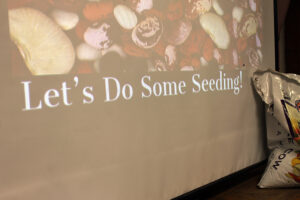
[[8, 0, 263, 76]]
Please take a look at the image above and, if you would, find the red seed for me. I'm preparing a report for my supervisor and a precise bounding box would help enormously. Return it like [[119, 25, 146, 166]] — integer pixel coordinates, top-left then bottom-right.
[[83, 1, 114, 22]]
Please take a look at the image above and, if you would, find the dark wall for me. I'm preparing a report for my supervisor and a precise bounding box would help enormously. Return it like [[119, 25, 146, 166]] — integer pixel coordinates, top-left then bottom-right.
[[285, 0, 300, 74]]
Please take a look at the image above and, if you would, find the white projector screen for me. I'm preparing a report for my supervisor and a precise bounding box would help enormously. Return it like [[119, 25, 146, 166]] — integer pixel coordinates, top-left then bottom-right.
[[0, 0, 275, 199]]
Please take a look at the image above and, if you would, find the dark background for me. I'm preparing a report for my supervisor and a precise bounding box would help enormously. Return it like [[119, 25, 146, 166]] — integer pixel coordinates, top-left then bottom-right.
[[285, 0, 300, 74]]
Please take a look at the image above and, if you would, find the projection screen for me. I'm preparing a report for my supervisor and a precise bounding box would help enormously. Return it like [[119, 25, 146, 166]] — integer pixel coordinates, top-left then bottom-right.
[[0, 0, 275, 199]]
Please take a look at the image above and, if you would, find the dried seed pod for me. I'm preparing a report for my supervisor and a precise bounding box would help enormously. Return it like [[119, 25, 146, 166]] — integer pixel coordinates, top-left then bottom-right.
[[51, 9, 79, 31], [165, 18, 192, 46], [114, 4, 137, 30], [132, 16, 163, 49], [200, 12, 230, 49], [239, 13, 258, 38], [185, 0, 212, 20]]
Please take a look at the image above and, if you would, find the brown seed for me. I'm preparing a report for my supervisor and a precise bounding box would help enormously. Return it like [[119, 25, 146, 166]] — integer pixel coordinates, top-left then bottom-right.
[[164, 18, 192, 46]]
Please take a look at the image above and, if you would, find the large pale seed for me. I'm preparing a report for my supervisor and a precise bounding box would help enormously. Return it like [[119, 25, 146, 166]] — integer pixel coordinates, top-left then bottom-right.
[[9, 7, 75, 75]]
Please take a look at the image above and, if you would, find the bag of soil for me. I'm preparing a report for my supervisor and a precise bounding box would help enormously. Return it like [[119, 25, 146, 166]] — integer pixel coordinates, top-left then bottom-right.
[[253, 69, 300, 150], [253, 69, 300, 188], [258, 147, 300, 188]]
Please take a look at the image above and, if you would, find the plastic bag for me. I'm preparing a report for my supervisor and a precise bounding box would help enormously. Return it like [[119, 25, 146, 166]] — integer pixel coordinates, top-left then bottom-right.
[[253, 69, 300, 188], [253, 69, 300, 150], [258, 147, 300, 188]]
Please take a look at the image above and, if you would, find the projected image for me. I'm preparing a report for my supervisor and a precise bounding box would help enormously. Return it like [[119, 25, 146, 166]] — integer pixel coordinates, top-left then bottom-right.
[[8, 0, 263, 75]]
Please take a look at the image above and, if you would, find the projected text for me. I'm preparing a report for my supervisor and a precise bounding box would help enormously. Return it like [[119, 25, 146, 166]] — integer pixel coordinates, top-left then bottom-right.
[[21, 71, 243, 111]]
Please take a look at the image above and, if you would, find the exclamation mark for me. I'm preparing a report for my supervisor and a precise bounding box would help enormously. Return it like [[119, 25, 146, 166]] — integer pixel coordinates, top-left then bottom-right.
[[240, 71, 243, 88]]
